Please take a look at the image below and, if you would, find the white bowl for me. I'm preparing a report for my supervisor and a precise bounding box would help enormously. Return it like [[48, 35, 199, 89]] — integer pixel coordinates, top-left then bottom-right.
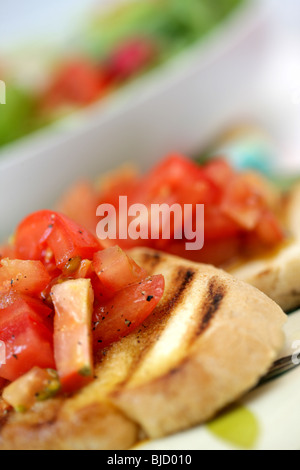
[[0, 0, 270, 240]]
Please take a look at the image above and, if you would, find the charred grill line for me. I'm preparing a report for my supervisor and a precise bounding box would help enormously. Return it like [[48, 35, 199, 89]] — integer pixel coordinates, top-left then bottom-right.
[[115, 266, 196, 388], [197, 277, 226, 336]]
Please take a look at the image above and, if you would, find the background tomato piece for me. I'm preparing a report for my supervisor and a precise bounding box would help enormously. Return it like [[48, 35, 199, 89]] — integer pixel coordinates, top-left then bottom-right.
[[107, 37, 157, 81], [0, 259, 51, 296], [97, 165, 139, 207], [43, 60, 109, 109], [93, 246, 147, 298], [56, 180, 99, 236], [203, 158, 235, 189], [15, 210, 54, 261], [254, 211, 285, 246], [221, 174, 265, 230], [93, 274, 165, 350], [0, 298, 54, 381]]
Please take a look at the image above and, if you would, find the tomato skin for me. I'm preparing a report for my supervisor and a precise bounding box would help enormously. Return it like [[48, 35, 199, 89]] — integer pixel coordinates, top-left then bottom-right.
[[15, 211, 53, 261], [93, 246, 147, 298], [0, 297, 55, 381], [93, 274, 165, 350], [0, 259, 51, 297], [15, 210, 102, 270]]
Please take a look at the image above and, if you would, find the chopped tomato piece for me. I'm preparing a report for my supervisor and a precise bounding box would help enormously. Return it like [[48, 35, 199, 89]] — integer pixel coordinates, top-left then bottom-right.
[[255, 211, 285, 246], [2, 367, 60, 412], [133, 154, 215, 206], [108, 37, 157, 81], [93, 274, 165, 350], [56, 180, 99, 236], [43, 60, 110, 109], [93, 246, 147, 298], [51, 279, 94, 394], [15, 210, 101, 270], [0, 259, 51, 296], [93, 155, 284, 264], [0, 297, 55, 382], [221, 174, 266, 230], [203, 158, 235, 189]]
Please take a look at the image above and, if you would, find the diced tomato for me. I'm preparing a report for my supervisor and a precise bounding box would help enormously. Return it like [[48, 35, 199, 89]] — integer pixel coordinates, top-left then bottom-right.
[[255, 211, 285, 246], [43, 60, 110, 110], [97, 165, 139, 208], [133, 154, 215, 205], [221, 174, 265, 230], [56, 180, 99, 236], [93, 274, 165, 350], [51, 279, 94, 394], [107, 37, 157, 81], [46, 215, 100, 269], [92, 155, 284, 264], [0, 290, 21, 310], [93, 246, 147, 298], [0, 297, 55, 381], [15, 210, 102, 270], [203, 158, 235, 189], [0, 259, 51, 296]]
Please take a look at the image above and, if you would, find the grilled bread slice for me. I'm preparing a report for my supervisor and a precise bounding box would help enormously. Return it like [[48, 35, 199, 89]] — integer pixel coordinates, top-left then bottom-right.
[[230, 183, 300, 312], [0, 249, 286, 449]]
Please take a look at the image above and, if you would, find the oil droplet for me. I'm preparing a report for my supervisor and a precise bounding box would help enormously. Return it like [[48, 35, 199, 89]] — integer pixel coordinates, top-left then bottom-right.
[[207, 405, 259, 449]]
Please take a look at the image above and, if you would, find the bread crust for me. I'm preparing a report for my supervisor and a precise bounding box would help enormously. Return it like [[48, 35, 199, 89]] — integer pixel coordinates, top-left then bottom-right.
[[111, 249, 286, 438]]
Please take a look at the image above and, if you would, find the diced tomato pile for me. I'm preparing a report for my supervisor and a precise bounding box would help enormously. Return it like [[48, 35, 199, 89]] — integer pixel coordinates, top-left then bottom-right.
[[42, 37, 157, 112], [0, 211, 165, 403], [58, 154, 285, 267]]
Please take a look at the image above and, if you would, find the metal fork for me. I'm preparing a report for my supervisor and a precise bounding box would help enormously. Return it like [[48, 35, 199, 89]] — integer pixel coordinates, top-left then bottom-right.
[[259, 309, 300, 385]]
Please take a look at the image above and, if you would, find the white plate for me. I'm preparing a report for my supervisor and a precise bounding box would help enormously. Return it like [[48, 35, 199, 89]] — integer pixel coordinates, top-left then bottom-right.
[[136, 310, 300, 451], [0, 0, 268, 240]]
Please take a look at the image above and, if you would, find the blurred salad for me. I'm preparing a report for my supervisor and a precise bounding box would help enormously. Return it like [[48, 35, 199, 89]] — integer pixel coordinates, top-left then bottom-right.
[[0, 0, 244, 148]]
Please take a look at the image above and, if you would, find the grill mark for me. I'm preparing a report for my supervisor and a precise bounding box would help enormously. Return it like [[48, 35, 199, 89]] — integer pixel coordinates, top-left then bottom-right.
[[196, 276, 226, 337], [116, 267, 196, 388]]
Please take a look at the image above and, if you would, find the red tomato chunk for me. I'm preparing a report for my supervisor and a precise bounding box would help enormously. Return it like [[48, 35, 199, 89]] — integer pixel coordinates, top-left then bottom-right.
[[93, 274, 165, 350], [0, 296, 55, 381]]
